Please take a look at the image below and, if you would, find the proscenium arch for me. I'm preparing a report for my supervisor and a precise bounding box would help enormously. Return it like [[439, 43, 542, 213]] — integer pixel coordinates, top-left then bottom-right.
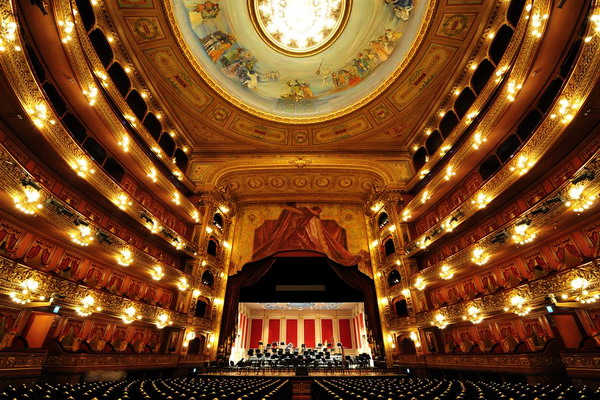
[[218, 251, 384, 360]]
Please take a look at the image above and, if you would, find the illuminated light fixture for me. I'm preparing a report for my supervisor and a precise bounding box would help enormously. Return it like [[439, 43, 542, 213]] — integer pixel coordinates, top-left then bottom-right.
[[370, 202, 384, 213], [172, 192, 181, 206], [70, 223, 94, 246], [173, 170, 183, 181], [470, 62, 477, 71], [421, 190, 431, 204], [388, 224, 397, 233], [395, 259, 402, 266], [0, 17, 21, 52], [414, 277, 427, 291], [431, 313, 448, 329], [401, 209, 412, 222], [494, 66, 508, 83], [454, 89, 461, 96], [177, 277, 190, 291], [201, 260, 207, 267], [9, 278, 41, 304], [121, 306, 142, 324], [146, 219, 159, 234], [562, 277, 600, 304], [27, 103, 56, 128], [465, 111, 478, 122], [140, 91, 148, 99], [401, 288, 411, 297], [82, 85, 99, 106], [472, 192, 491, 209], [171, 238, 183, 250], [75, 295, 102, 317], [124, 114, 136, 127], [192, 289, 201, 298], [462, 306, 484, 324], [106, 35, 114, 43], [251, 0, 348, 56], [151, 146, 162, 157], [150, 265, 165, 281], [439, 110, 446, 117], [214, 298, 223, 306], [439, 265, 453, 280], [116, 248, 133, 266], [205, 226, 213, 234], [416, 236, 430, 250], [487, 32, 495, 39], [155, 313, 173, 329], [147, 168, 158, 183], [529, 13, 548, 38], [409, 331, 421, 347], [182, 146, 189, 153], [442, 218, 457, 233], [584, 14, 600, 42], [14, 182, 43, 215], [192, 210, 200, 223], [471, 247, 490, 265], [58, 19, 75, 43], [168, 131, 176, 138], [506, 80, 523, 102], [550, 98, 581, 124], [223, 241, 232, 249], [114, 194, 132, 211], [472, 132, 487, 150], [504, 294, 531, 316], [444, 166, 456, 181], [425, 129, 432, 136], [565, 184, 596, 212], [419, 169, 430, 179], [118, 135, 130, 152], [510, 155, 535, 175], [71, 158, 95, 178], [512, 222, 536, 245], [412, 144, 419, 152], [95, 70, 109, 87], [439, 145, 451, 156]]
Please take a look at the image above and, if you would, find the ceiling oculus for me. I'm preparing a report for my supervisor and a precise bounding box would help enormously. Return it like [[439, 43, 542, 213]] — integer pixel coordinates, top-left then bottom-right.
[[249, 0, 352, 57]]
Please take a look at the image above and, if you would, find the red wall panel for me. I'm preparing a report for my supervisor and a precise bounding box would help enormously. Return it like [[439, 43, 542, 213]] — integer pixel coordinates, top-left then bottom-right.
[[321, 319, 334, 345], [286, 319, 298, 346], [249, 319, 263, 348], [268, 319, 281, 344], [339, 319, 353, 349], [304, 319, 315, 347]]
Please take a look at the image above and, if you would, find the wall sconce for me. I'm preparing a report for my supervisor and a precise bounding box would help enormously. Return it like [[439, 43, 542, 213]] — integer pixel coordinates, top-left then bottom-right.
[[439, 265, 453, 280], [414, 277, 427, 291], [27, 103, 56, 128], [171, 238, 183, 250], [75, 295, 102, 317], [172, 192, 181, 205], [417, 236, 430, 250], [471, 247, 490, 265], [512, 220, 536, 245], [70, 221, 94, 247], [561, 277, 599, 304], [409, 331, 421, 347], [147, 168, 158, 183], [565, 184, 596, 213], [462, 305, 484, 324], [9, 278, 42, 304], [550, 98, 581, 124], [472, 132, 487, 149], [421, 190, 431, 204], [192, 210, 200, 223], [114, 194, 132, 211], [121, 306, 142, 324], [431, 313, 448, 329], [401, 288, 411, 297], [510, 155, 535, 175], [71, 158, 95, 178], [503, 295, 532, 316], [192, 289, 201, 298], [150, 265, 164, 281], [155, 313, 173, 329], [14, 180, 43, 215], [116, 248, 133, 266], [0, 17, 20, 52], [82, 85, 98, 106], [529, 13, 549, 38], [401, 209, 412, 222], [444, 166, 456, 181], [177, 277, 189, 291], [506, 81, 522, 102], [472, 192, 491, 209], [371, 202, 384, 213]]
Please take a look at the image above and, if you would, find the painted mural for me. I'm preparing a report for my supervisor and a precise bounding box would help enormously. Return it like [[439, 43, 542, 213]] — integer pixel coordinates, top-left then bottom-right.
[[231, 203, 372, 277], [173, 0, 427, 118]]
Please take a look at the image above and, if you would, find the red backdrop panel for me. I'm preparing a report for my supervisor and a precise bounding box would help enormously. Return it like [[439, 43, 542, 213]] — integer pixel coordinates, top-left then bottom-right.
[[339, 319, 353, 349], [286, 319, 298, 346], [268, 319, 280, 344], [249, 319, 263, 348], [304, 319, 315, 347], [321, 319, 334, 345]]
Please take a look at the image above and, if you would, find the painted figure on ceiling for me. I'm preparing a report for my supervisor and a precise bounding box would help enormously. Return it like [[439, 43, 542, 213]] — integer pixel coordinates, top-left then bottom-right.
[[194, 1, 220, 21], [386, 0, 415, 21]]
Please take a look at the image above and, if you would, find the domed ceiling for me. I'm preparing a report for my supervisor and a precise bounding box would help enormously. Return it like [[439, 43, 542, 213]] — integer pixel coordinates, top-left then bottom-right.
[[170, 0, 427, 121]]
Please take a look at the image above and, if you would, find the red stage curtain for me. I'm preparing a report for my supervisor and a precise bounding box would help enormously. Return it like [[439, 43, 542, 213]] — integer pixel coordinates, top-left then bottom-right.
[[268, 319, 280, 344], [321, 319, 334, 345], [304, 319, 315, 347], [339, 319, 352, 349], [249, 319, 263, 348], [286, 319, 298, 346]]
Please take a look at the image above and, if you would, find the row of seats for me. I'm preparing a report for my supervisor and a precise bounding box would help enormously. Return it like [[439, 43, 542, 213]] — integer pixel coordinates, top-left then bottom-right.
[[0, 378, 292, 400], [312, 378, 600, 400]]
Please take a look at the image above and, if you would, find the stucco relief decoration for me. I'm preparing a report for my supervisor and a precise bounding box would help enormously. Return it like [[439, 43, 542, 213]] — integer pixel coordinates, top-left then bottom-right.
[[231, 203, 372, 277], [172, 0, 427, 118]]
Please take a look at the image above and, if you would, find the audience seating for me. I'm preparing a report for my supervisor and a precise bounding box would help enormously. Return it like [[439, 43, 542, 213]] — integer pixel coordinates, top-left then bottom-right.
[[0, 377, 291, 400], [312, 378, 600, 400]]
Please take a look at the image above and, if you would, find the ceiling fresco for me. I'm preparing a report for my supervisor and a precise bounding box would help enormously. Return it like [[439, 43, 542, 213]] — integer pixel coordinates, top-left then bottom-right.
[[172, 0, 426, 119]]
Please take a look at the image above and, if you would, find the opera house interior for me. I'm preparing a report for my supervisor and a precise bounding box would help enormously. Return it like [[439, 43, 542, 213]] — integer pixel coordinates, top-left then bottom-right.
[[0, 0, 598, 398]]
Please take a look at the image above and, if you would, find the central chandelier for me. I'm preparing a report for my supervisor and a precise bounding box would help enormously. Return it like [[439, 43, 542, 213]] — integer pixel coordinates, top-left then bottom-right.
[[250, 0, 351, 56]]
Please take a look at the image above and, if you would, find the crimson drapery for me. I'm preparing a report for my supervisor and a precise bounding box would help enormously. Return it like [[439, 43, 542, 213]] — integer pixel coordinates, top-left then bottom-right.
[[252, 205, 371, 275]]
